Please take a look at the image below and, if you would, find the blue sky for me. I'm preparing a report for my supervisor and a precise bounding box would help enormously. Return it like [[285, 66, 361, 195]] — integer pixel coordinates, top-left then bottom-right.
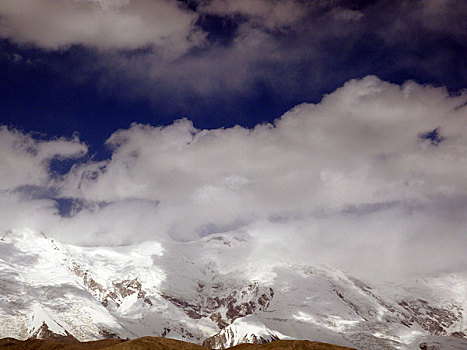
[[0, 0, 466, 277]]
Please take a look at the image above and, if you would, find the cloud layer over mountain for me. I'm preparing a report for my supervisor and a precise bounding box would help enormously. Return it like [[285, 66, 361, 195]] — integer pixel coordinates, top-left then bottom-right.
[[1, 76, 466, 280]]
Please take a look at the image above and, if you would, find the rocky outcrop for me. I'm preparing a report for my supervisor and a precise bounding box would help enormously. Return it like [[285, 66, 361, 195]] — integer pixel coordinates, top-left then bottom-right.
[[161, 282, 274, 329], [398, 299, 463, 335], [70, 260, 153, 308]]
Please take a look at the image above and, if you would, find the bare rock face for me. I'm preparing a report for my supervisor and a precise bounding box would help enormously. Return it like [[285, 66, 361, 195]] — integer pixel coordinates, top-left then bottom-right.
[[70, 261, 152, 309], [397, 299, 463, 335], [450, 331, 466, 338], [160, 282, 274, 329]]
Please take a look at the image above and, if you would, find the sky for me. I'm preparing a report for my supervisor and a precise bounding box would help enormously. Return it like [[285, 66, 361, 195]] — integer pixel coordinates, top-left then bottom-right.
[[0, 0, 467, 280]]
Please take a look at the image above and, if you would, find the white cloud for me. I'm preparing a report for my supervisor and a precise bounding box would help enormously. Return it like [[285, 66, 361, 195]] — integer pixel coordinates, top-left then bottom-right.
[[62, 76, 467, 208], [1, 77, 466, 278], [0, 0, 204, 55], [0, 127, 87, 240], [0, 127, 87, 191]]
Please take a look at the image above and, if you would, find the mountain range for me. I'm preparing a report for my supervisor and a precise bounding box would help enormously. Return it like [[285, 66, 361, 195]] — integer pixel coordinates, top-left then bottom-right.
[[0, 229, 466, 350]]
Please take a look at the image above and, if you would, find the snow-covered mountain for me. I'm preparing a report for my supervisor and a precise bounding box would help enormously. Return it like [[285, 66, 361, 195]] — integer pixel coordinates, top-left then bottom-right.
[[0, 229, 466, 350]]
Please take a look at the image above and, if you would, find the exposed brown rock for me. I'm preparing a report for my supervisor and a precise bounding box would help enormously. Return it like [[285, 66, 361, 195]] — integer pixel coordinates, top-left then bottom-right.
[[397, 299, 462, 335], [160, 283, 274, 329], [450, 331, 466, 338]]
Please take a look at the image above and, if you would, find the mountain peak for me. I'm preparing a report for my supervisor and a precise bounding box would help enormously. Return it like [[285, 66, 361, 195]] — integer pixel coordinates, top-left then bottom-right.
[[203, 316, 287, 349], [28, 305, 77, 343]]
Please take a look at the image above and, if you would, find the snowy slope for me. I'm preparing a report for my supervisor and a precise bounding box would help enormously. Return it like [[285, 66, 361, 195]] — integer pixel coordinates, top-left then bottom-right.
[[0, 229, 465, 350], [0, 229, 132, 341]]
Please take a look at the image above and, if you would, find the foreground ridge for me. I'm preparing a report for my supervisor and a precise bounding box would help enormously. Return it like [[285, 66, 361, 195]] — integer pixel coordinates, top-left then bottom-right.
[[0, 337, 355, 350]]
